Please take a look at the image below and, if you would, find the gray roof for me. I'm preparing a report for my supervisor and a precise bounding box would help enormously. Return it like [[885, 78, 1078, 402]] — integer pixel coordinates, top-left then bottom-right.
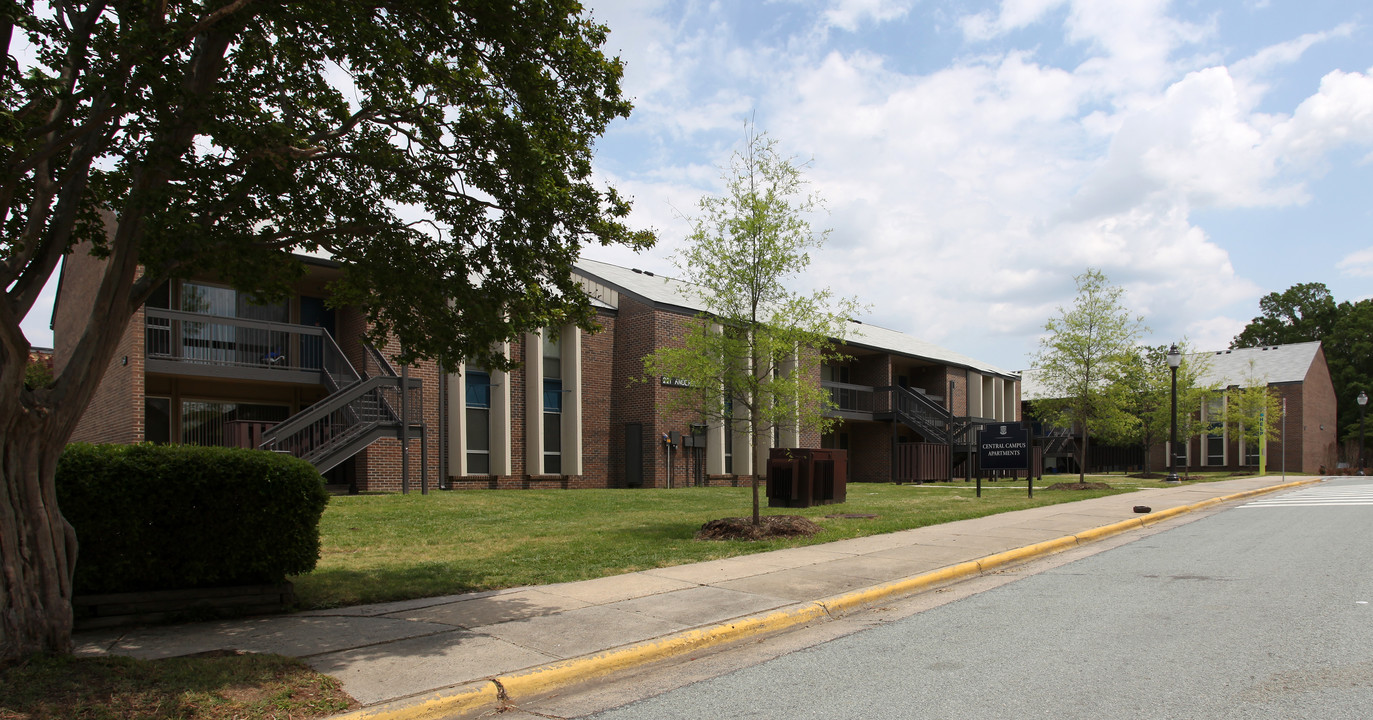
[[573, 257, 1017, 379], [1018, 340, 1322, 401], [573, 257, 707, 312], [1193, 341, 1321, 387]]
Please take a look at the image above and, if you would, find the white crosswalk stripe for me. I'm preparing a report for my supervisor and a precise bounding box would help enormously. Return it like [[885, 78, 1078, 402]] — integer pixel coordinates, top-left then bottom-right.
[[1240, 481, 1373, 508]]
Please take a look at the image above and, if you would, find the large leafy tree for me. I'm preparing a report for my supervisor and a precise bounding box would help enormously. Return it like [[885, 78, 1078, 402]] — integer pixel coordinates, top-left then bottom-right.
[[1323, 299, 1373, 446], [642, 127, 859, 526], [1099, 343, 1215, 477], [1230, 282, 1341, 349], [1031, 268, 1145, 482], [1, 0, 651, 661], [1233, 284, 1373, 451]]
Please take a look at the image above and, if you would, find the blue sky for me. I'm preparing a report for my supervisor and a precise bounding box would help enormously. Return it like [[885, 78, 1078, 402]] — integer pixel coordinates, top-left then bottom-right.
[[575, 0, 1373, 371], [22, 0, 1373, 375]]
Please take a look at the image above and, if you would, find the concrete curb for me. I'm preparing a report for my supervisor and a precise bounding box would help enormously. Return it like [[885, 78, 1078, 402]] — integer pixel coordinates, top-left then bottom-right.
[[330, 476, 1324, 720]]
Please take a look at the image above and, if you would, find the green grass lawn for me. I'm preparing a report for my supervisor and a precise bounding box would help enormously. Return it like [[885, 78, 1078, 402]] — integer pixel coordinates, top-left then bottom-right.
[[293, 480, 1137, 609], [294, 470, 1304, 609], [0, 651, 355, 720]]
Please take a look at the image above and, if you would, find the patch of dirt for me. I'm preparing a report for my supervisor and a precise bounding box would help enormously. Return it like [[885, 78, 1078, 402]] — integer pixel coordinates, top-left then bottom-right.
[[1044, 482, 1112, 491], [696, 515, 823, 541]]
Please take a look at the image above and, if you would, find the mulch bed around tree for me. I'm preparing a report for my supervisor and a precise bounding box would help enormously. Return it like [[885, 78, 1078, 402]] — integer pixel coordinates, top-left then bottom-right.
[[1044, 482, 1112, 491], [696, 515, 823, 541]]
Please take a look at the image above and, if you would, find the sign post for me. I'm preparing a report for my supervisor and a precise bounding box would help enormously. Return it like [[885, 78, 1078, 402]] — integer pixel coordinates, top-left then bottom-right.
[[978, 422, 1031, 498]]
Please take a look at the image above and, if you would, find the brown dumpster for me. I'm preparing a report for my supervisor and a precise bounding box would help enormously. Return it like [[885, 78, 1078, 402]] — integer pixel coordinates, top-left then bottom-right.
[[766, 449, 848, 508]]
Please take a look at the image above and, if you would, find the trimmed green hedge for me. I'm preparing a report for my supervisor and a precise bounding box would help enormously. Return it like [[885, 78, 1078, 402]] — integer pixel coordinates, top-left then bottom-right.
[[57, 443, 330, 594]]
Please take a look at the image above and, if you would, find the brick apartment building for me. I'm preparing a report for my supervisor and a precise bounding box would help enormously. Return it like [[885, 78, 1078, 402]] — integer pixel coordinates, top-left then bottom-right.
[[58, 252, 1021, 491], [1020, 342, 1338, 476], [1151, 342, 1338, 475]]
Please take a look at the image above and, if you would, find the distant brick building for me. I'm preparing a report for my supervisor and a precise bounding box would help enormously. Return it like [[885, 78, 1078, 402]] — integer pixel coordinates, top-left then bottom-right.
[[1151, 342, 1338, 476], [1020, 342, 1338, 476], [58, 253, 1020, 490]]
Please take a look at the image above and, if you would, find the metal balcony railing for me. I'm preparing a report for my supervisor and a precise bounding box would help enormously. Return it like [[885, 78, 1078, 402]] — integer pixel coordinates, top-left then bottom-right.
[[145, 307, 354, 386], [822, 381, 876, 414]]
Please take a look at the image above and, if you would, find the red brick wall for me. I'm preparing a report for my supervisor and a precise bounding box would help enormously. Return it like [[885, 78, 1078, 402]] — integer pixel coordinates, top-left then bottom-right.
[[61, 250, 144, 445], [1300, 347, 1339, 473], [581, 313, 615, 488], [610, 295, 659, 487], [849, 418, 891, 483]]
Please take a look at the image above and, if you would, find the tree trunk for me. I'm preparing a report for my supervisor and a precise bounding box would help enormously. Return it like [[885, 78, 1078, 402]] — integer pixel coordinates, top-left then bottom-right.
[[751, 423, 764, 527], [1078, 424, 1089, 482], [0, 417, 78, 662]]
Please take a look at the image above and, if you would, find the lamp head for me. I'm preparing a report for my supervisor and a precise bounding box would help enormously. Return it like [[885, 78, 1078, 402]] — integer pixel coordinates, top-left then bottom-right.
[[1167, 343, 1182, 369], [1359, 390, 1368, 407]]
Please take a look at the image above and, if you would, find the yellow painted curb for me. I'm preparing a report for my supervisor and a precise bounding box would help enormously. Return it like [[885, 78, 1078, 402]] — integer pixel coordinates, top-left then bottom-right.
[[329, 476, 1325, 720], [1072, 516, 1145, 544], [821, 561, 984, 616], [331, 681, 499, 720], [977, 535, 1081, 572], [494, 602, 831, 703]]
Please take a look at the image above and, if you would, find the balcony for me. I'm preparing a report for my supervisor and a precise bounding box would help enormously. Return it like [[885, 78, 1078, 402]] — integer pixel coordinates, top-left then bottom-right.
[[145, 307, 351, 387], [822, 381, 876, 419]]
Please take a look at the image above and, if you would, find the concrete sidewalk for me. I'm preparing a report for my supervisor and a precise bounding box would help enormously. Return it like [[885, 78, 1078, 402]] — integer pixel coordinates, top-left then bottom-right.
[[73, 475, 1322, 719]]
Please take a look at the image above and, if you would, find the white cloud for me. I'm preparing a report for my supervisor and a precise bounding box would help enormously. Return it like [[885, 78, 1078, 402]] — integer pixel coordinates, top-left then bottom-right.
[[1336, 246, 1373, 278], [1270, 67, 1373, 166], [821, 0, 916, 32], [580, 1, 1373, 368], [960, 0, 1068, 41]]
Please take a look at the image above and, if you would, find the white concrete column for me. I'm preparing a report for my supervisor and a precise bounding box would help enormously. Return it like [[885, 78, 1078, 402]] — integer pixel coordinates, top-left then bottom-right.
[[490, 343, 511, 475], [560, 323, 583, 476], [707, 322, 726, 475], [446, 367, 466, 476], [992, 377, 1005, 421]]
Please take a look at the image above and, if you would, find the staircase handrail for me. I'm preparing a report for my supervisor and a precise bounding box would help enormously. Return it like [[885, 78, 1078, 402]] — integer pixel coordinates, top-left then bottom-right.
[[259, 375, 401, 449], [879, 385, 952, 443]]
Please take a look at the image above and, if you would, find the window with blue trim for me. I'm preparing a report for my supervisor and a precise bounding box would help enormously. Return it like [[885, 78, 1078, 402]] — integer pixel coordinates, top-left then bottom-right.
[[543, 378, 562, 412], [466, 371, 491, 408], [465, 369, 491, 474]]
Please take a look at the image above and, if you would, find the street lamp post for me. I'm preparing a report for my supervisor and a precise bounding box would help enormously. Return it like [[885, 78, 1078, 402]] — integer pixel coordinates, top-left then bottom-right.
[[1358, 390, 1368, 475], [1167, 344, 1182, 483]]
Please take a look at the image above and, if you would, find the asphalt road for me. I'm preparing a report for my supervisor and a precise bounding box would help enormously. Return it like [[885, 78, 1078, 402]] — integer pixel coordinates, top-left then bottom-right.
[[573, 477, 1373, 720]]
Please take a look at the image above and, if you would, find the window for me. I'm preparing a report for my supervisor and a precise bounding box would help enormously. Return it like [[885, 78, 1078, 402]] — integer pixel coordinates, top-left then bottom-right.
[[1204, 396, 1225, 466], [465, 369, 491, 474], [145, 282, 171, 356], [821, 363, 855, 410], [543, 334, 562, 474], [181, 401, 289, 447], [724, 397, 733, 474], [179, 283, 289, 366], [145, 397, 171, 444]]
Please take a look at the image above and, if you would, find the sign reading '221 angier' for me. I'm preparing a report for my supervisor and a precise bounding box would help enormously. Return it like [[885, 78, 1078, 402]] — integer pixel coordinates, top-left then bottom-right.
[[979, 422, 1029, 471]]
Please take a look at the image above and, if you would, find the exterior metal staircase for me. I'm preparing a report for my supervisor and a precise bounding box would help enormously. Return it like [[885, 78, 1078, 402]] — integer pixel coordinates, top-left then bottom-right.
[[258, 338, 423, 474], [883, 385, 953, 444]]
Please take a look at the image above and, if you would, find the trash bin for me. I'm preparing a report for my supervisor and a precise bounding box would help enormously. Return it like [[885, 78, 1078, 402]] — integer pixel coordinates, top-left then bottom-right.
[[766, 454, 811, 508], [766, 449, 848, 507]]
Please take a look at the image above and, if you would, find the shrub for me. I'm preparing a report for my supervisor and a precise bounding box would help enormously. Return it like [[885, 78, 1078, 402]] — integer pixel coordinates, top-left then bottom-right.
[[57, 443, 330, 594]]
